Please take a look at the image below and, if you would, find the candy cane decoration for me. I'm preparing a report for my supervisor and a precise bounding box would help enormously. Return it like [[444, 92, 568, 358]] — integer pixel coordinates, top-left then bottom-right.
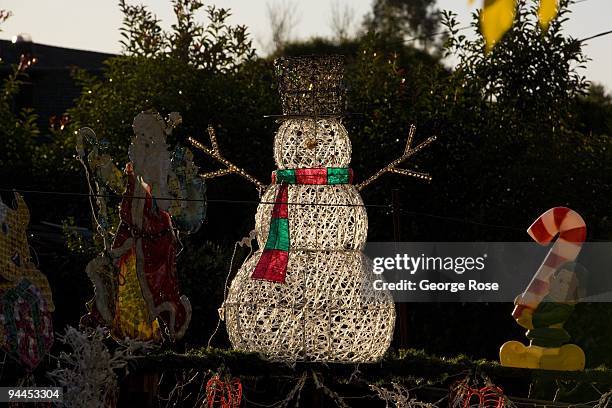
[[512, 207, 586, 320]]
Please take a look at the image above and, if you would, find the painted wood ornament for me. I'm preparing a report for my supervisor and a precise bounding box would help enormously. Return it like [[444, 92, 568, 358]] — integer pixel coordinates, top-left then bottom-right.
[[78, 111, 205, 342], [500, 207, 586, 370], [0, 193, 54, 371]]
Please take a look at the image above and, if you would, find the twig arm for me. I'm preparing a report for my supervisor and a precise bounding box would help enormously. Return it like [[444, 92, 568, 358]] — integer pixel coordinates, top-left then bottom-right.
[[187, 126, 265, 191], [356, 125, 436, 191]]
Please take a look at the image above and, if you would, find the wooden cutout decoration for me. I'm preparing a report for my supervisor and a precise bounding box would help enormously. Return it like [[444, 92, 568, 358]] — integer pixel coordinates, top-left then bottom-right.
[[0, 193, 54, 371], [500, 207, 586, 371], [168, 146, 207, 233], [78, 110, 205, 342]]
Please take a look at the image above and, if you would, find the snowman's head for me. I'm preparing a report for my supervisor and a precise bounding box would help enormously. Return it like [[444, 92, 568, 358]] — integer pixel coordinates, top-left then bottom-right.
[[274, 118, 351, 169]]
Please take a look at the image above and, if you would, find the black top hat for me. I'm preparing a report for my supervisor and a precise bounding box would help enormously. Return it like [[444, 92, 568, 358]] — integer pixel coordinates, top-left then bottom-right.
[[274, 55, 347, 117]]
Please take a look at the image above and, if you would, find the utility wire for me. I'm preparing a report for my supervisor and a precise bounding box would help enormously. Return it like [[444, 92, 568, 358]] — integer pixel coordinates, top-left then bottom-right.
[[0, 187, 531, 235], [0, 187, 391, 209], [1, 0, 607, 232], [397, 0, 602, 46], [0, 187, 519, 231], [5, 187, 612, 239], [580, 29, 612, 42], [405, 24, 612, 47]]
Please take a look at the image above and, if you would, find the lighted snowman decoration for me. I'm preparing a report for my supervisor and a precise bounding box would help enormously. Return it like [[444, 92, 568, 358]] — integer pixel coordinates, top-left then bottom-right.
[[191, 56, 434, 362]]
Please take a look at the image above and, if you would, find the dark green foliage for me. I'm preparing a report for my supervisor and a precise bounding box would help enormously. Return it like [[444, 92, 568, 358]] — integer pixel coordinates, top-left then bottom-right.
[[132, 347, 612, 405], [280, 1, 612, 366], [118, 0, 255, 69], [0, 65, 41, 186], [576, 84, 612, 137], [363, 0, 441, 44], [177, 239, 238, 346], [54, 1, 276, 348], [3, 0, 612, 372], [444, 0, 587, 133]]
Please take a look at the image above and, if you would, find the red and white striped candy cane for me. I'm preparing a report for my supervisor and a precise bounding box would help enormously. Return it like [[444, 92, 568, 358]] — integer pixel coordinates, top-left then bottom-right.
[[512, 207, 586, 319]]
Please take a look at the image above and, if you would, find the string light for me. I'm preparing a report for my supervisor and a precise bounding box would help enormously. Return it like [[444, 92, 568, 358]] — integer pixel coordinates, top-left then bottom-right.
[[223, 55, 397, 363], [357, 125, 436, 191], [188, 126, 265, 191]]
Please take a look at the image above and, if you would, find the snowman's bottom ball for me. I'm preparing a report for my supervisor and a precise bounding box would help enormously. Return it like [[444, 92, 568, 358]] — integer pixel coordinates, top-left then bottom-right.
[[224, 250, 395, 362]]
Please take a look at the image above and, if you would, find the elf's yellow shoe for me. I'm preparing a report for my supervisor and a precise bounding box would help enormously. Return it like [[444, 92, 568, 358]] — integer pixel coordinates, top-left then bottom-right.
[[500, 341, 585, 371]]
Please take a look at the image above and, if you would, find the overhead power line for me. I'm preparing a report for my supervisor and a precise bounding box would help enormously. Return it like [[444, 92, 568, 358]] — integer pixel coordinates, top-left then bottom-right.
[[399, 0, 600, 45], [580, 29, 612, 43], [0, 187, 391, 209], [0, 187, 536, 235]]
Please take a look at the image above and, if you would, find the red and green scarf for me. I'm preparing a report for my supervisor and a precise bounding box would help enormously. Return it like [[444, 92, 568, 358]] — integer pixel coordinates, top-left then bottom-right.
[[251, 167, 354, 283]]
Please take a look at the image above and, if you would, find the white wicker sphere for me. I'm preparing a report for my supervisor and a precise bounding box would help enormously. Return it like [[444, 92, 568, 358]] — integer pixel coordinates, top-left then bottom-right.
[[274, 118, 351, 168], [225, 250, 395, 362], [255, 184, 367, 251]]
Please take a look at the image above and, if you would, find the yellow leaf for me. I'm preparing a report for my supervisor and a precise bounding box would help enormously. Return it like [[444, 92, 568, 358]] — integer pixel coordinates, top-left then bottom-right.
[[538, 0, 558, 30], [480, 0, 517, 52]]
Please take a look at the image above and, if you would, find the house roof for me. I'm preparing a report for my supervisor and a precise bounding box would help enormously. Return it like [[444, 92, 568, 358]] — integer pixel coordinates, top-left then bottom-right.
[[0, 39, 115, 69], [0, 39, 117, 129]]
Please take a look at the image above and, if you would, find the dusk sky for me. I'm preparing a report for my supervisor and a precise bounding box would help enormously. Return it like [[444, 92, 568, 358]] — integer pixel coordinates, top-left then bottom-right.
[[1, 0, 610, 89]]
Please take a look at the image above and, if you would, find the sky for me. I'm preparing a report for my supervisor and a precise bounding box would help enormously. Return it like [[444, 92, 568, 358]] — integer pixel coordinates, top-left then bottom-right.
[[1, 0, 610, 90]]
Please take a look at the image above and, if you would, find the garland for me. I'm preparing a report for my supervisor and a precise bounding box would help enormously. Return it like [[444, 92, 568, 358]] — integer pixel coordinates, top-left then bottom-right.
[[130, 348, 612, 386]]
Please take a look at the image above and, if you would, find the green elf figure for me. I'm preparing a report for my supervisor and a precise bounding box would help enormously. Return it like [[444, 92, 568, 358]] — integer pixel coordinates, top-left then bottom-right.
[[500, 262, 586, 370]]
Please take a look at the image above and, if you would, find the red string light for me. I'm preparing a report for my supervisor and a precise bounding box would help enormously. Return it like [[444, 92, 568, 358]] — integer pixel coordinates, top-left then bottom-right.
[[451, 378, 505, 408], [206, 375, 242, 408]]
